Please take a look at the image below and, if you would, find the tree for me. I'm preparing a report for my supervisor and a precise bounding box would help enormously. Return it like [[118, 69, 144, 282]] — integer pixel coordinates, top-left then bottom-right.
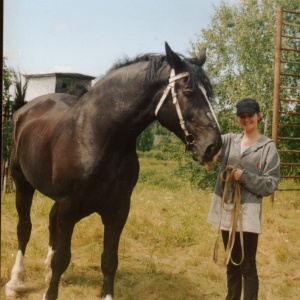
[[12, 71, 28, 111], [189, 0, 299, 136], [2, 58, 15, 192], [182, 0, 300, 188], [2, 58, 14, 161], [137, 123, 155, 152], [3, 57, 13, 107]]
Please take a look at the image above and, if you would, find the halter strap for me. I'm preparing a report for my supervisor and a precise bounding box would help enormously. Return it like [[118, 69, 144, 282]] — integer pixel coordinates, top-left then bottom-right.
[[199, 84, 220, 130], [154, 69, 190, 137], [169, 71, 189, 83], [155, 69, 188, 116]]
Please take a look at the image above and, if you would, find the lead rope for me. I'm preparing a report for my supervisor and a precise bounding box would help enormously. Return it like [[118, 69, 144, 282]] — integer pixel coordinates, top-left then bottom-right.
[[213, 164, 244, 266]]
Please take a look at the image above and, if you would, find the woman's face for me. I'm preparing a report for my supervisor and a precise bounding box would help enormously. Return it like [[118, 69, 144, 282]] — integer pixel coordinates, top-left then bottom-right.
[[237, 112, 261, 132]]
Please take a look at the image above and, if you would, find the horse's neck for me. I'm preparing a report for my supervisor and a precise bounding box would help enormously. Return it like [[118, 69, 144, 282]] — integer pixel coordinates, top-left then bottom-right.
[[72, 72, 157, 140]]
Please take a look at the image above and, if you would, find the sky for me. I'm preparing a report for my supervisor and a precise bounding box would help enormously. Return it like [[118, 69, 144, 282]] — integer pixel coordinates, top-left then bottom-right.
[[4, 0, 235, 77]]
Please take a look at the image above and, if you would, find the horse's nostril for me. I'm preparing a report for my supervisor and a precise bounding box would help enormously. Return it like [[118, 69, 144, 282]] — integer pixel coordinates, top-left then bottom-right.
[[205, 144, 214, 157], [205, 144, 220, 161]]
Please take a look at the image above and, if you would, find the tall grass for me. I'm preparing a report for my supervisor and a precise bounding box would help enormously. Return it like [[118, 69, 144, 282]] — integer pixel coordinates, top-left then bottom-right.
[[1, 156, 300, 299]]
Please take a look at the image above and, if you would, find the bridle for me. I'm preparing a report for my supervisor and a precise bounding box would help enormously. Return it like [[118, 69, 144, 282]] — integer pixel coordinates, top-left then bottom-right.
[[154, 69, 219, 151], [154, 69, 194, 151]]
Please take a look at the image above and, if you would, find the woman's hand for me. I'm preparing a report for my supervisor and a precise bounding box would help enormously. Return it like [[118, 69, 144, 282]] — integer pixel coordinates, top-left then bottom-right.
[[233, 169, 244, 181]]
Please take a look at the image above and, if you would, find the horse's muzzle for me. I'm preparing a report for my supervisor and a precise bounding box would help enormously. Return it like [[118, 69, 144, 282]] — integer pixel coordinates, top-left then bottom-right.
[[204, 150, 220, 171], [202, 143, 221, 171]]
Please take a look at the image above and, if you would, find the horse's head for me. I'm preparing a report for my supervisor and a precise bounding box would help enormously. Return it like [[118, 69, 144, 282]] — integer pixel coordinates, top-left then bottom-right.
[[155, 42, 222, 171]]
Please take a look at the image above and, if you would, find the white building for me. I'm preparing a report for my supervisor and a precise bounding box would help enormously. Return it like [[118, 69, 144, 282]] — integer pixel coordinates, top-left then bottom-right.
[[23, 72, 96, 101]]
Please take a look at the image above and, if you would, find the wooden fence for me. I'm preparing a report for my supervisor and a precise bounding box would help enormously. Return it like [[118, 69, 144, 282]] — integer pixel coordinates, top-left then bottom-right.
[[271, 7, 300, 200]]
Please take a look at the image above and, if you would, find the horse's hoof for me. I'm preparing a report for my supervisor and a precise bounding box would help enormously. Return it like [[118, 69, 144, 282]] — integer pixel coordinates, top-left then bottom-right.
[[5, 288, 18, 298], [101, 295, 114, 300], [42, 292, 58, 300], [5, 281, 25, 298]]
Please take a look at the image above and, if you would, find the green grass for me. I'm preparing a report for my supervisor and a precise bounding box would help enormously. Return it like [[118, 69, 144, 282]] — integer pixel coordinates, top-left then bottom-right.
[[1, 157, 300, 299]]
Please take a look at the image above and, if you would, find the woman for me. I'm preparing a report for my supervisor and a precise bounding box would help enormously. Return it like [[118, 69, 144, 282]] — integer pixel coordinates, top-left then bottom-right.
[[207, 98, 280, 300]]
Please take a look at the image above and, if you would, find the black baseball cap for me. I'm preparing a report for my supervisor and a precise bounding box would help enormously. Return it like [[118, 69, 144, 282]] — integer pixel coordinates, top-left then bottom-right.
[[236, 98, 260, 115]]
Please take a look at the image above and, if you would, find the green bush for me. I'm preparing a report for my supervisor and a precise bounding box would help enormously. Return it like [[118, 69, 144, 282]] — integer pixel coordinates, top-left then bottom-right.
[[137, 124, 154, 152]]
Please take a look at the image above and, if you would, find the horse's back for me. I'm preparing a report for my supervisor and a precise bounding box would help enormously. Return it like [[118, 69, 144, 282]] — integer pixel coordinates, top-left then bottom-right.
[[11, 94, 80, 194], [13, 93, 78, 136], [14, 93, 78, 119]]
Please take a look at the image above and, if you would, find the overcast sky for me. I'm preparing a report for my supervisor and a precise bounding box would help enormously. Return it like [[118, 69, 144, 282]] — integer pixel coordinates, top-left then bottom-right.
[[4, 0, 236, 77]]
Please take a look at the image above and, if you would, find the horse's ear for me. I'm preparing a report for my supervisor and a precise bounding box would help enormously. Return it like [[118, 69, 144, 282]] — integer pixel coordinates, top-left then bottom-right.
[[165, 42, 185, 70], [196, 48, 206, 67]]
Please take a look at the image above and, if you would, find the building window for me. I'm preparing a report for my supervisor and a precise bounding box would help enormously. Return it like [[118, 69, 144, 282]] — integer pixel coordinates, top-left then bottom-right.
[[56, 79, 70, 93]]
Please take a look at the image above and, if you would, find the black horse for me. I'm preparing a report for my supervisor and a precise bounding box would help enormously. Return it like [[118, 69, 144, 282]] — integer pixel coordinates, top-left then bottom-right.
[[6, 43, 221, 300]]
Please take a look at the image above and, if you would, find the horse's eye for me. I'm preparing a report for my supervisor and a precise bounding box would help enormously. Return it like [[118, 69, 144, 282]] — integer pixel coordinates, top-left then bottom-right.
[[183, 89, 193, 96]]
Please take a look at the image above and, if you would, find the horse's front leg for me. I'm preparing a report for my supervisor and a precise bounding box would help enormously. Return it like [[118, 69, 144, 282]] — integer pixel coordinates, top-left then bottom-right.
[[44, 202, 58, 284], [5, 174, 35, 297], [43, 201, 77, 300], [100, 222, 126, 300]]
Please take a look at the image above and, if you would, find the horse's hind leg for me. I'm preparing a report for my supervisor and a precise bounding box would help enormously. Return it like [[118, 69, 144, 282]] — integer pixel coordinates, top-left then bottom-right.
[[5, 170, 35, 297]]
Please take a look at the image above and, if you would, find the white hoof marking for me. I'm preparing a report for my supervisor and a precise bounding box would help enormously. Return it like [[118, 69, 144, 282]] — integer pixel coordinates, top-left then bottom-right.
[[44, 246, 55, 267], [44, 246, 55, 284], [6, 250, 25, 297]]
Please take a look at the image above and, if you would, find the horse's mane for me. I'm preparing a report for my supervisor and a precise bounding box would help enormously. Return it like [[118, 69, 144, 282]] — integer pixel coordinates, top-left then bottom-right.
[[107, 53, 214, 99], [183, 58, 214, 100], [107, 53, 167, 76]]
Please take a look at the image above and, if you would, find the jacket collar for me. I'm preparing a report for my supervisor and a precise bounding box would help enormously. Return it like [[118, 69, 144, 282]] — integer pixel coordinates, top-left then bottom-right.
[[233, 133, 272, 153]]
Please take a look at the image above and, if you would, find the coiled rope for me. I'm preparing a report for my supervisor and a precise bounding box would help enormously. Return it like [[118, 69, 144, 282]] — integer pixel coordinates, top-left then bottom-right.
[[213, 164, 244, 266]]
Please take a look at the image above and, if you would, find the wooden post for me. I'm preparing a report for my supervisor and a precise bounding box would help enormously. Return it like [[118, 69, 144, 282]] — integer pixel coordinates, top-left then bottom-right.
[[270, 7, 283, 203], [272, 7, 282, 146]]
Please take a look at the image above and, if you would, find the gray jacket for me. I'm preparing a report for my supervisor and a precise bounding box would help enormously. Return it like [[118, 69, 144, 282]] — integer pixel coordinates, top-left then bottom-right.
[[207, 133, 280, 233]]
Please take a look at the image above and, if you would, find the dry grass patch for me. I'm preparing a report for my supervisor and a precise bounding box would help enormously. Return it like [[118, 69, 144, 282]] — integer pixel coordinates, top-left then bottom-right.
[[1, 178, 300, 299]]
